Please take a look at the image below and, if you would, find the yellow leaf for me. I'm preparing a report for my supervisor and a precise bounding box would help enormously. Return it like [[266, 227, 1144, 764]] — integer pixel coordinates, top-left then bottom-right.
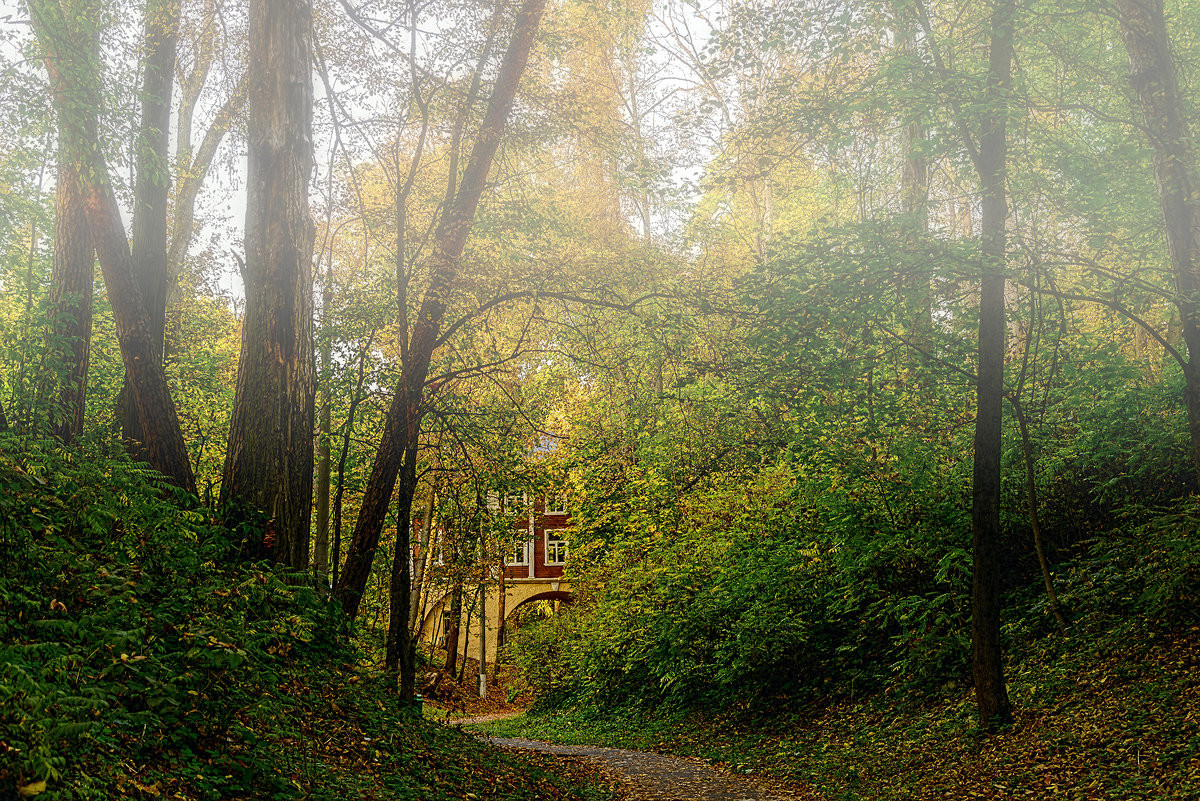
[[18, 780, 47, 797]]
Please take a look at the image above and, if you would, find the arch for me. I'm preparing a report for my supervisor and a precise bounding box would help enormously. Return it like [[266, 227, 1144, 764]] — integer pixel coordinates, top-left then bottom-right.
[[418, 590, 456, 646], [505, 590, 573, 622]]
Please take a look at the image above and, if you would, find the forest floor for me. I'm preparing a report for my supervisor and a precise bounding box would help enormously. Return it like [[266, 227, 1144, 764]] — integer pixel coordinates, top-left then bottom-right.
[[473, 625, 1200, 800], [484, 736, 821, 800]]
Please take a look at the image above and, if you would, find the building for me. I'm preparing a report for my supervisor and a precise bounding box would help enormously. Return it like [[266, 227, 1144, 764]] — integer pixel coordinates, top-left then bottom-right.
[[416, 491, 572, 689]]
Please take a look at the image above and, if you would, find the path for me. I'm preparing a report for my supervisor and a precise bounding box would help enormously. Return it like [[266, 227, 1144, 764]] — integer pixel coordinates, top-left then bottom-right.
[[483, 735, 819, 800]]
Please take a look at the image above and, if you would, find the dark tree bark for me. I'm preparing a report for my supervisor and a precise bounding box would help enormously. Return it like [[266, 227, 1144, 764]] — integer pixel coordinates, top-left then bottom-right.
[[37, 3, 95, 445], [31, 0, 196, 493], [119, 0, 179, 453], [337, 0, 547, 621], [1116, 0, 1200, 488], [385, 444, 418, 701], [221, 0, 316, 570], [970, 0, 1016, 731], [46, 162, 93, 444]]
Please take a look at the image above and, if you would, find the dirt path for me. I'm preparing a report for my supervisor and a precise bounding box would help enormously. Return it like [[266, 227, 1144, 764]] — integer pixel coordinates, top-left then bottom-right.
[[484, 736, 819, 800], [450, 712, 525, 726]]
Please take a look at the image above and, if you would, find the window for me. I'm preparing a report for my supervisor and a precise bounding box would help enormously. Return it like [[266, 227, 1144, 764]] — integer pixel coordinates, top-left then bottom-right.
[[544, 493, 567, 515], [505, 539, 530, 566], [487, 491, 527, 515], [545, 529, 568, 565], [504, 492, 527, 515]]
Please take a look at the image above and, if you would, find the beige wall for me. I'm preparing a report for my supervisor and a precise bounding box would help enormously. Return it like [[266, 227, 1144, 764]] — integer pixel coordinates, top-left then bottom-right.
[[418, 577, 572, 668]]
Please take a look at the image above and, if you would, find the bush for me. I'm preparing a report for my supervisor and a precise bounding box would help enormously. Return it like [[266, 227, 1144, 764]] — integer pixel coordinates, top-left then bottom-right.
[[0, 433, 344, 799]]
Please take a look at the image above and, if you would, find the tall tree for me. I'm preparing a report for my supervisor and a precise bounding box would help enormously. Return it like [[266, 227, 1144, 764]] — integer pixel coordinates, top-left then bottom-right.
[[968, 0, 1016, 730], [119, 0, 179, 453], [337, 0, 548, 622], [221, 0, 316, 570], [45, 162, 93, 444], [35, 0, 96, 445], [1115, 0, 1200, 488], [30, 0, 196, 493]]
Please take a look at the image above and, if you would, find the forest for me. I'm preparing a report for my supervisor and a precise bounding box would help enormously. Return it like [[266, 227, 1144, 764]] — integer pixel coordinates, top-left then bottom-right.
[[1, 0, 1199, 797]]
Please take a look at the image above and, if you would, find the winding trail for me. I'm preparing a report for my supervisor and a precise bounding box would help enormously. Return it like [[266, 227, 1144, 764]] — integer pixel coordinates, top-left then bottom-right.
[[482, 735, 819, 800]]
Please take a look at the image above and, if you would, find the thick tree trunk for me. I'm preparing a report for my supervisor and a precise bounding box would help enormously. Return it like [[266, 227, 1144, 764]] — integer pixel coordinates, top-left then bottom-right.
[[386, 445, 418, 701], [970, 0, 1015, 731], [31, 0, 195, 493], [221, 0, 316, 570], [46, 162, 93, 444], [337, 0, 547, 620], [119, 0, 178, 453], [39, 6, 96, 445], [1116, 0, 1200, 488]]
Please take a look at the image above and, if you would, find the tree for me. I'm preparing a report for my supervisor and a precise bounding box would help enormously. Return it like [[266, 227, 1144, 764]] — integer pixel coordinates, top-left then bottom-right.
[[336, 0, 548, 624], [29, 0, 196, 493], [45, 161, 93, 444], [221, 0, 317, 570], [119, 0, 179, 454], [1115, 0, 1200, 488], [967, 0, 1016, 730]]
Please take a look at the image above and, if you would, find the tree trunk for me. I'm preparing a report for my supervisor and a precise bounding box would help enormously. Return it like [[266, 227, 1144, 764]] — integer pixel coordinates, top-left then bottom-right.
[[221, 0, 316, 570], [410, 489, 435, 634], [1116, 0, 1200, 488], [1012, 399, 1068, 634], [330, 331, 376, 592], [386, 444, 418, 702], [39, 5, 96, 445], [336, 0, 547, 620], [30, 0, 196, 494], [459, 593, 474, 684], [491, 560, 506, 685], [892, 1, 932, 354], [315, 260, 334, 580], [444, 582, 463, 678], [970, 0, 1015, 731], [119, 0, 178, 453], [46, 162, 93, 444]]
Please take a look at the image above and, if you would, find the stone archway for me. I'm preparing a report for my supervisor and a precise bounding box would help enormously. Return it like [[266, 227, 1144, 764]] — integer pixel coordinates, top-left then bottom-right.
[[416, 580, 572, 670], [505, 589, 573, 621]]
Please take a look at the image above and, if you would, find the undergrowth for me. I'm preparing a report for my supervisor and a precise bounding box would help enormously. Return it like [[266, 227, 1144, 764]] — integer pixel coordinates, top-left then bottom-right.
[[0, 433, 618, 801], [478, 499, 1200, 799]]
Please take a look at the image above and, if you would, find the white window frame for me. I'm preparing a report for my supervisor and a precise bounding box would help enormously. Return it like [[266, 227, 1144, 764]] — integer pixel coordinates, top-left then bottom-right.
[[505, 539, 531, 566], [544, 528, 568, 565], [504, 491, 527, 515], [544, 493, 567, 515]]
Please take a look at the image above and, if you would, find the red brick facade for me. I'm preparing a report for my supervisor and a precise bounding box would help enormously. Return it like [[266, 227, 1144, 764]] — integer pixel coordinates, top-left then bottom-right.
[[502, 495, 569, 580]]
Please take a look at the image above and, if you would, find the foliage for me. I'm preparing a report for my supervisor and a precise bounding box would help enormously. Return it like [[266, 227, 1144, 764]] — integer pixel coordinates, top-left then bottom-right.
[[484, 502, 1200, 799], [0, 433, 617, 800]]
